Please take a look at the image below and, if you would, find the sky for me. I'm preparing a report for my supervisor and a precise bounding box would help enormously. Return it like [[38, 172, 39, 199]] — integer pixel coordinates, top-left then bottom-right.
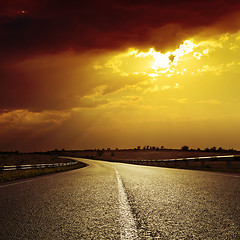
[[1, 0, 240, 152]]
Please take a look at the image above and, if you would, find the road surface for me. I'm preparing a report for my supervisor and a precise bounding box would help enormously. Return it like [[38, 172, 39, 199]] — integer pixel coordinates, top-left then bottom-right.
[[0, 158, 239, 239]]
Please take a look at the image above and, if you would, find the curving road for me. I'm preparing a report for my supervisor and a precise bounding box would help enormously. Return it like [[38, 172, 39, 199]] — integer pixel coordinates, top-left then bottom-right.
[[0, 158, 239, 239]]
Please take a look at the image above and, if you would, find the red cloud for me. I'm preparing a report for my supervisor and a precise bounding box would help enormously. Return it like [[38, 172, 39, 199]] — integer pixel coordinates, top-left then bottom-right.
[[0, 0, 240, 60]]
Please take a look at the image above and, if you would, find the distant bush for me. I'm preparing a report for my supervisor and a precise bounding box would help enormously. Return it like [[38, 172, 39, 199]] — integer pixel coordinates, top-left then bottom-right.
[[97, 149, 104, 156], [211, 147, 217, 152], [217, 147, 223, 152], [181, 146, 189, 151]]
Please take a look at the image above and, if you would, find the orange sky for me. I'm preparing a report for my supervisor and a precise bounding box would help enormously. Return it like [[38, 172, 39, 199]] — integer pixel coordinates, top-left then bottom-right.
[[1, 0, 240, 151]]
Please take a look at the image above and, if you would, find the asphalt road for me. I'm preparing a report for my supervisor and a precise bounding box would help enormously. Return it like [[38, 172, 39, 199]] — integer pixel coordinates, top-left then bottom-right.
[[0, 158, 239, 239]]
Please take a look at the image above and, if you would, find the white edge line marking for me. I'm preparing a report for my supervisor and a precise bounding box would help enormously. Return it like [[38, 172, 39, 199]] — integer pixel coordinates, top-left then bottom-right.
[[114, 168, 138, 240], [0, 177, 46, 188]]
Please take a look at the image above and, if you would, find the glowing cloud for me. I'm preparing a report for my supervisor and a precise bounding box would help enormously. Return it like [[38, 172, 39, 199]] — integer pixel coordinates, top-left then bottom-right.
[[127, 40, 199, 77]]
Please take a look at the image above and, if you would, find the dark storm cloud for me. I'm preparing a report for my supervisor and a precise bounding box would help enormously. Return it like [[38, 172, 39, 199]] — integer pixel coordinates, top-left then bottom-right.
[[1, 0, 240, 112], [0, 54, 101, 112], [1, 0, 240, 59]]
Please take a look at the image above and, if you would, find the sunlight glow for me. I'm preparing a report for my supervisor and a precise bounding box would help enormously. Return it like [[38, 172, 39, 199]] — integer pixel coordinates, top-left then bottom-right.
[[128, 40, 198, 77], [101, 34, 234, 88]]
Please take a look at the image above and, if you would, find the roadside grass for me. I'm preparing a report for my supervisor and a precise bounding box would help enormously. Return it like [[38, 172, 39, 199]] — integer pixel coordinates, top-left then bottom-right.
[[62, 149, 240, 174], [0, 161, 87, 182], [121, 160, 240, 174], [0, 154, 72, 166], [62, 149, 239, 162], [158, 164, 240, 174]]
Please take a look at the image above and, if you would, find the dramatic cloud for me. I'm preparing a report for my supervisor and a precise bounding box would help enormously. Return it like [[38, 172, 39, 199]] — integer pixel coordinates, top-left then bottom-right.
[[1, 0, 240, 60], [1, 0, 240, 151]]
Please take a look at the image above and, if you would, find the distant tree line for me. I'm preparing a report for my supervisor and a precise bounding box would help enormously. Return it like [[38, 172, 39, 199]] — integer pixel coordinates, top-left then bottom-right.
[[1, 145, 238, 155], [48, 146, 238, 153], [181, 146, 237, 152], [0, 150, 19, 154]]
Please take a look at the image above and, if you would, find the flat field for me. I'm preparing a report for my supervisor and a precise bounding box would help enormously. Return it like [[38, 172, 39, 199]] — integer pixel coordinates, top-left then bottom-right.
[[0, 154, 71, 167], [62, 149, 240, 173], [63, 149, 239, 161], [0, 153, 86, 182]]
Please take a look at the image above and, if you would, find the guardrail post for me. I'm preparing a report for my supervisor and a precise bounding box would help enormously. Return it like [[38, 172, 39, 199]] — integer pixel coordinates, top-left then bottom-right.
[[16, 165, 21, 170]]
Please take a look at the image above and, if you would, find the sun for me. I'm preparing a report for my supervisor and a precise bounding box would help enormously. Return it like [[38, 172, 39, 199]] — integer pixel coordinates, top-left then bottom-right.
[[128, 40, 198, 76], [103, 38, 211, 81]]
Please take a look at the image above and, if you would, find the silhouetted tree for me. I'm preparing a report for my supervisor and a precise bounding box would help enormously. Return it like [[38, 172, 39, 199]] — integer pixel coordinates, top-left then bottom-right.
[[217, 147, 223, 152], [97, 149, 104, 156], [181, 146, 189, 151], [211, 146, 217, 152]]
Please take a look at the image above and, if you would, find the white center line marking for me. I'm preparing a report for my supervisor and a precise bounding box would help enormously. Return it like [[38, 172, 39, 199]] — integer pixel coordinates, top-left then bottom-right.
[[115, 168, 138, 240]]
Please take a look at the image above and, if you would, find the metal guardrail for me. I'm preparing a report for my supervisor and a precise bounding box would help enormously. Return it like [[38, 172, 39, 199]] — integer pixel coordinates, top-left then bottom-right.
[[0, 161, 78, 171], [111, 155, 240, 168], [111, 155, 239, 162]]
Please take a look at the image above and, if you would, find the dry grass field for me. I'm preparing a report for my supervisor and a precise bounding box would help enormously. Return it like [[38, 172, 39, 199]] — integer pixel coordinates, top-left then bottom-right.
[[62, 149, 240, 173], [63, 149, 238, 161], [0, 150, 239, 180], [0, 153, 87, 182], [0, 154, 72, 167]]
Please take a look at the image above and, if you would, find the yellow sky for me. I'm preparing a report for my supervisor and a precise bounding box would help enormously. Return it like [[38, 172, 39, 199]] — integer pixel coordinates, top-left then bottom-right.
[[1, 31, 240, 151], [72, 31, 240, 150]]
